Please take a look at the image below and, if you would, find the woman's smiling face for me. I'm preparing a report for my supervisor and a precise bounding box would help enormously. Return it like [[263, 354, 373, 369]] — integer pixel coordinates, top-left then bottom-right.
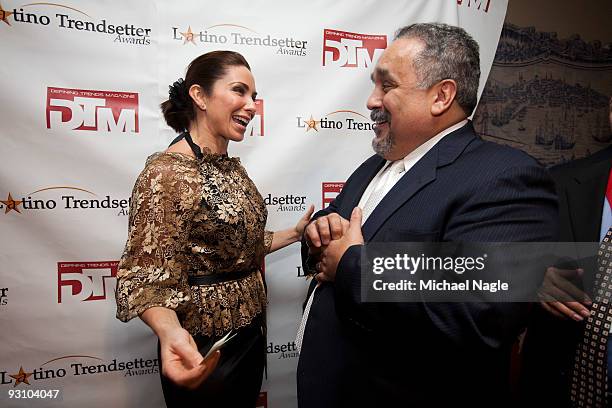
[[203, 65, 257, 142]]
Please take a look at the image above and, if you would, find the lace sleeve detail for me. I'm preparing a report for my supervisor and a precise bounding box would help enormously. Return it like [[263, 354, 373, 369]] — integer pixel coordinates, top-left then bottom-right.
[[263, 230, 274, 255], [115, 154, 200, 322]]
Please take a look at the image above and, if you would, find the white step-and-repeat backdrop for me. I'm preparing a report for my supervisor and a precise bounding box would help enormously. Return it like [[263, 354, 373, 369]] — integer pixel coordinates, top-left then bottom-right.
[[0, 1, 507, 406]]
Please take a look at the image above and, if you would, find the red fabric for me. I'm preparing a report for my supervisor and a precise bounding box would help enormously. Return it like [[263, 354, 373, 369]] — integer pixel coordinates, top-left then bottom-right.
[[607, 166, 612, 209]]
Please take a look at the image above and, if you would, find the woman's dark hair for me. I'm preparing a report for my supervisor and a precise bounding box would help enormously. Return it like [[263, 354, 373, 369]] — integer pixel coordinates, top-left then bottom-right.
[[161, 51, 251, 133]]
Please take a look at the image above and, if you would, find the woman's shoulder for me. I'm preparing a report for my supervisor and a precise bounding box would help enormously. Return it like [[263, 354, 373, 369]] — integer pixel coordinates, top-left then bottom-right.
[[136, 151, 200, 187], [130, 152, 203, 205], [144, 150, 196, 171]]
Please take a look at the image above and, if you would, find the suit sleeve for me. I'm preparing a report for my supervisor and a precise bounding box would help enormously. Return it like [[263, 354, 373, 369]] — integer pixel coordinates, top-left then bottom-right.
[[334, 164, 559, 347]]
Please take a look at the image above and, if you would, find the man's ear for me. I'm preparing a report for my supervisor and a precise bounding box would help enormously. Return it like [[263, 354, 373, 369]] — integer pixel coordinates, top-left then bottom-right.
[[430, 79, 457, 116], [189, 84, 207, 111]]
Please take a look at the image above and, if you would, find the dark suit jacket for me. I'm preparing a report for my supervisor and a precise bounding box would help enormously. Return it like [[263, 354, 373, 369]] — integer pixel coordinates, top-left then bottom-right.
[[296, 122, 559, 408], [521, 145, 612, 407]]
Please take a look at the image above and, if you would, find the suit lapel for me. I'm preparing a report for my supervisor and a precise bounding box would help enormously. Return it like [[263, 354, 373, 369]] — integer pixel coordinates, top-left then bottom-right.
[[362, 151, 437, 240], [362, 122, 477, 241], [566, 157, 612, 241]]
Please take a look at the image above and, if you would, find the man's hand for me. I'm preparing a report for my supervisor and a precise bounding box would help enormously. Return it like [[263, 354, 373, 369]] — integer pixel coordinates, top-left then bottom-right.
[[317, 207, 364, 282], [538, 266, 592, 321], [160, 327, 221, 389], [304, 212, 350, 252]]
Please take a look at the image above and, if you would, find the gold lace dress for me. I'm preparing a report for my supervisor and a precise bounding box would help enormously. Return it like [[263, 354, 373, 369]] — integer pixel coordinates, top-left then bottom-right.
[[115, 150, 272, 337]]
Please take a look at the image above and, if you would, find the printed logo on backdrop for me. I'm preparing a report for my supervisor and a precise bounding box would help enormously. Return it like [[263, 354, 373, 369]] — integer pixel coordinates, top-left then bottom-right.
[[0, 187, 130, 217], [323, 29, 387, 68], [264, 194, 307, 212], [0, 287, 7, 307], [296, 265, 308, 277], [1, 355, 159, 387], [297, 110, 373, 133], [457, 0, 491, 12], [267, 340, 299, 360], [58, 261, 118, 303], [172, 24, 308, 57], [46, 87, 139, 133], [245, 99, 264, 137], [0, 3, 151, 45], [256, 392, 267, 408], [322, 182, 344, 209]]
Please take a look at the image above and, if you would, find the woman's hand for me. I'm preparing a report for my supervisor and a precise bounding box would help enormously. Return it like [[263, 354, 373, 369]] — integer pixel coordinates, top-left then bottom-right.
[[294, 204, 315, 241], [268, 204, 315, 253], [159, 326, 221, 389]]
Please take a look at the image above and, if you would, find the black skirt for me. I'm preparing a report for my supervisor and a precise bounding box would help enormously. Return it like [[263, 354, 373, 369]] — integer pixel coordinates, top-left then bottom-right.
[[158, 315, 265, 408]]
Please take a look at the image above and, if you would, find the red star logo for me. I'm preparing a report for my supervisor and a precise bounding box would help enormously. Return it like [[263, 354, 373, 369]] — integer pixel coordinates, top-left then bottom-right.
[[10, 367, 33, 387], [305, 115, 320, 132], [0, 2, 13, 26], [0, 193, 23, 214], [181, 26, 197, 45]]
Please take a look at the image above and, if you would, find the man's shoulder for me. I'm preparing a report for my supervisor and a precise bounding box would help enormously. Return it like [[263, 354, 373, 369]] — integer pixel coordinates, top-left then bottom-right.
[[460, 137, 542, 174], [361, 153, 384, 165], [349, 153, 385, 176], [549, 145, 612, 182]]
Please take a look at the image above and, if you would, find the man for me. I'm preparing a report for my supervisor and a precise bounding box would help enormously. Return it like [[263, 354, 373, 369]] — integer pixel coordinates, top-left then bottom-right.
[[296, 23, 558, 407], [521, 99, 612, 407]]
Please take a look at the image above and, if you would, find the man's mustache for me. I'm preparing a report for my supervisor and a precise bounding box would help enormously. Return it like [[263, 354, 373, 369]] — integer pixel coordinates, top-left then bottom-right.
[[370, 109, 390, 123]]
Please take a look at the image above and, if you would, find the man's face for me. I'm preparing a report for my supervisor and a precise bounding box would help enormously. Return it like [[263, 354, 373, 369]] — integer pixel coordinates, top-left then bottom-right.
[[367, 38, 434, 160]]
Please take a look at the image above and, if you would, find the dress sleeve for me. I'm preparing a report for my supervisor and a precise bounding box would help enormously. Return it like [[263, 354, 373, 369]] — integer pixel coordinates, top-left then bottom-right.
[[263, 230, 274, 255], [115, 156, 199, 322]]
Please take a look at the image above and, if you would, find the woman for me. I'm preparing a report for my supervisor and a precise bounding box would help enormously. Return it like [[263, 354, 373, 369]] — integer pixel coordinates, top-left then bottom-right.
[[115, 50, 313, 407]]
